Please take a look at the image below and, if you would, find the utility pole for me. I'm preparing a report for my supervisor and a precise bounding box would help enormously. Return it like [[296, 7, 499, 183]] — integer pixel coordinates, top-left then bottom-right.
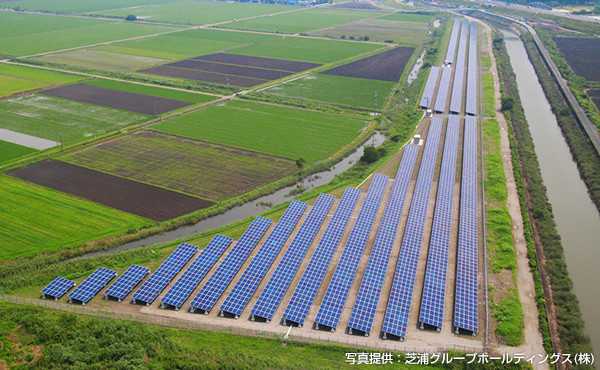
[[374, 91, 378, 114]]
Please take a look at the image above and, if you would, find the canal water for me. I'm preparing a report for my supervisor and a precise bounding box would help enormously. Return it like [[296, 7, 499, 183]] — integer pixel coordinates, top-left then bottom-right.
[[503, 30, 600, 358]]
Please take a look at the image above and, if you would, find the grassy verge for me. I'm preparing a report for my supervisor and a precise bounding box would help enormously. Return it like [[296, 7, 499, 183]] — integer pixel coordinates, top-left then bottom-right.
[[481, 55, 496, 117]]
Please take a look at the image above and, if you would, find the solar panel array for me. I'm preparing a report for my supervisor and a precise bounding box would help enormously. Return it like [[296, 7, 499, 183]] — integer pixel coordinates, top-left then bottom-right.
[[433, 66, 453, 114], [449, 20, 469, 114], [382, 118, 443, 340], [418, 115, 460, 330], [314, 174, 389, 331], [220, 201, 307, 317], [445, 19, 461, 64], [454, 116, 479, 334], [465, 22, 478, 116], [419, 66, 440, 109], [250, 194, 335, 321], [69, 267, 117, 304], [132, 243, 198, 305], [160, 235, 233, 309], [190, 217, 272, 314], [347, 145, 419, 335], [104, 264, 150, 302], [282, 187, 361, 326], [42, 277, 76, 300]]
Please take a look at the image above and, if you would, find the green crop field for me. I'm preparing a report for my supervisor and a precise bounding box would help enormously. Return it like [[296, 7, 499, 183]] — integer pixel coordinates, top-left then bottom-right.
[[0, 75, 45, 97], [95, 45, 184, 60], [152, 100, 367, 162], [229, 36, 385, 63], [378, 12, 433, 23], [0, 95, 146, 144], [0, 12, 177, 56], [0, 64, 83, 84], [84, 79, 215, 104], [0, 140, 37, 164], [36, 49, 169, 71], [0, 0, 173, 14], [0, 176, 150, 260], [220, 8, 377, 34], [310, 18, 429, 44], [62, 130, 297, 201], [265, 74, 396, 110]]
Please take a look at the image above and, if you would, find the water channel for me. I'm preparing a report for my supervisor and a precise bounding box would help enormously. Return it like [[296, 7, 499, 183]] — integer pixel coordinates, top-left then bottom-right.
[[503, 29, 600, 358]]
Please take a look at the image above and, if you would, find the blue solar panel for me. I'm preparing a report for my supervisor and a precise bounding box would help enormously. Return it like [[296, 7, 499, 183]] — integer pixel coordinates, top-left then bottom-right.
[[418, 115, 460, 330], [190, 217, 272, 314], [104, 264, 150, 302], [220, 201, 307, 317], [132, 243, 198, 305], [449, 20, 469, 114], [433, 66, 452, 114], [419, 66, 440, 109], [68, 267, 117, 305], [382, 118, 443, 341], [282, 187, 361, 327], [347, 145, 419, 336], [42, 277, 76, 300], [465, 22, 478, 116], [454, 116, 479, 334], [445, 19, 461, 64], [250, 194, 334, 322], [314, 174, 389, 331], [160, 235, 233, 309]]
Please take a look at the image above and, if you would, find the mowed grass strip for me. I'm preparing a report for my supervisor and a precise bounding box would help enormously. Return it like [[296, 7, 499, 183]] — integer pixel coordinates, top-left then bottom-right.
[[84, 79, 215, 104], [152, 100, 367, 162], [62, 131, 297, 201], [0, 175, 150, 260], [0, 140, 37, 164]]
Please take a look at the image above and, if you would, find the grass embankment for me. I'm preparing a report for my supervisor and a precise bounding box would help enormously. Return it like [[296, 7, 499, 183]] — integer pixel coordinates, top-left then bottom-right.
[[481, 55, 495, 117]]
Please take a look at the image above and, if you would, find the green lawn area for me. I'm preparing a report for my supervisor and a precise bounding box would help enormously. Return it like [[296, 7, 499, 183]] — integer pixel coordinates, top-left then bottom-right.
[[0, 63, 83, 84], [0, 0, 172, 13], [0, 140, 37, 164], [0, 95, 146, 144], [152, 100, 368, 162], [83, 79, 215, 104], [310, 18, 428, 44], [0, 176, 150, 260], [220, 8, 376, 34], [0, 12, 177, 56], [229, 36, 384, 63], [265, 74, 395, 110]]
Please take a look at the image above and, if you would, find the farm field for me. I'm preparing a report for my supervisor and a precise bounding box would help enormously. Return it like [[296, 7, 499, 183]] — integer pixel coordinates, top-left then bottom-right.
[[152, 99, 368, 162], [322, 46, 414, 82], [310, 17, 429, 44], [219, 8, 379, 34], [0, 75, 45, 97], [0, 63, 84, 96], [0, 175, 150, 260], [0, 140, 36, 165], [36, 48, 169, 71], [0, 12, 177, 56], [62, 131, 298, 201], [0, 0, 173, 14], [83, 79, 215, 104], [0, 95, 146, 144], [8, 159, 214, 221], [264, 74, 396, 110], [552, 36, 600, 81], [140, 66, 268, 87]]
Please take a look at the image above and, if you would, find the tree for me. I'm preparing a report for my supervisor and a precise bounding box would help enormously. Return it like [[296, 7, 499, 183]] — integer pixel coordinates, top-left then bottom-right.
[[360, 146, 380, 164], [501, 96, 514, 112], [125, 14, 137, 21]]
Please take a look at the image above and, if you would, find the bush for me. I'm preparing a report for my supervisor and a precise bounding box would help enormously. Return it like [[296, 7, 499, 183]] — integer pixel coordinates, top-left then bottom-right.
[[501, 96, 514, 111], [125, 14, 137, 21], [360, 146, 380, 163]]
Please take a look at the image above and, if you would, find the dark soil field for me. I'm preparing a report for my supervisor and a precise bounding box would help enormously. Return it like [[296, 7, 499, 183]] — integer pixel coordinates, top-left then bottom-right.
[[7, 159, 213, 222], [40, 84, 193, 115], [192, 53, 322, 72], [321, 46, 414, 82], [140, 66, 268, 87], [552, 37, 600, 81], [165, 60, 293, 80]]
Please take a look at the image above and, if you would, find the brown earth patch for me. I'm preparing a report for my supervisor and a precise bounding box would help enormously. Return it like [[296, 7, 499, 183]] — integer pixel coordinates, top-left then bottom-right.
[[192, 53, 322, 72], [165, 60, 293, 80], [321, 47, 414, 82], [140, 66, 269, 87]]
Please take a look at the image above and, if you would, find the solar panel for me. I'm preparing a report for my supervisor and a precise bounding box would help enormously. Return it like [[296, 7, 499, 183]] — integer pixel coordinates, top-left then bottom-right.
[[313, 174, 389, 331], [454, 116, 479, 334], [68, 267, 117, 305], [41, 277, 76, 300], [250, 194, 334, 322], [419, 66, 440, 109], [418, 115, 460, 330], [160, 235, 233, 309], [132, 243, 198, 306], [449, 20, 469, 114], [433, 66, 453, 114], [465, 22, 478, 116], [190, 217, 272, 314], [445, 19, 461, 64], [220, 201, 307, 318], [104, 264, 150, 302], [382, 117, 443, 341], [282, 187, 361, 327], [347, 145, 419, 336]]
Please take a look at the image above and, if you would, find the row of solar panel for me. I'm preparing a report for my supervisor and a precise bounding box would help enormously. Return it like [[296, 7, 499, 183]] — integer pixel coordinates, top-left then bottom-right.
[[419, 66, 440, 109], [449, 20, 469, 114], [465, 22, 478, 116], [445, 19, 461, 64]]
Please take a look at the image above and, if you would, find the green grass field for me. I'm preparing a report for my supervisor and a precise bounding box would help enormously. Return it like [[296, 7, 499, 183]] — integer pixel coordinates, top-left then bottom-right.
[[152, 100, 367, 162], [265, 74, 395, 110], [83, 79, 215, 104], [220, 8, 376, 34], [0, 64, 83, 84], [0, 12, 177, 56], [310, 18, 428, 44], [0, 0, 173, 14], [36, 49, 168, 71], [0, 75, 45, 97], [0, 95, 146, 144], [0, 140, 37, 164], [0, 176, 150, 260], [62, 130, 297, 200]]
